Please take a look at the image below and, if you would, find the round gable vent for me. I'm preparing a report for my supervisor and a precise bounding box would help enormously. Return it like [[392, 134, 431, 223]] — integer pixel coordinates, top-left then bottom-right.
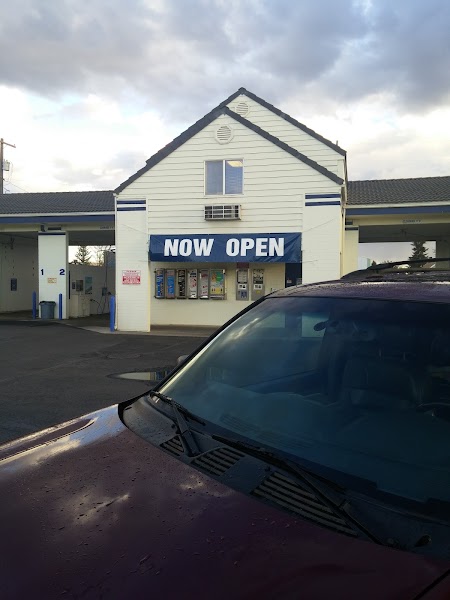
[[215, 124, 233, 144], [234, 101, 249, 117]]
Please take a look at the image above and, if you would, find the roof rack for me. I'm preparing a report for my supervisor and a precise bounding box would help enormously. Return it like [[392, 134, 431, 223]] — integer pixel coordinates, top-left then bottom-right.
[[342, 258, 450, 281]]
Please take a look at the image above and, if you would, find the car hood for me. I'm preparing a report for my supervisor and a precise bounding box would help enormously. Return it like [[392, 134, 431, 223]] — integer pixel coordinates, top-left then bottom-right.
[[1, 405, 449, 600]]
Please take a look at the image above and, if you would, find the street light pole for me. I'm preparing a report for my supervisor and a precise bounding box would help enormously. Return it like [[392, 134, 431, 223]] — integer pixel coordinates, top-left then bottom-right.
[[0, 138, 16, 194]]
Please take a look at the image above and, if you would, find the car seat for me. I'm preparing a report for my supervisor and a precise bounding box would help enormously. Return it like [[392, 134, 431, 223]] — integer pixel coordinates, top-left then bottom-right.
[[339, 355, 431, 412]]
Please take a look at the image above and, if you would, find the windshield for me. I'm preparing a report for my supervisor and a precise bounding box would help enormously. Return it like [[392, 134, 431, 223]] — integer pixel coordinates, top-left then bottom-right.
[[160, 296, 450, 509]]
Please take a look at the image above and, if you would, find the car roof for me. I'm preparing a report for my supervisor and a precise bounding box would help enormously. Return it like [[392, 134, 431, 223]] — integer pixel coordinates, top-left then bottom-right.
[[272, 272, 450, 304]]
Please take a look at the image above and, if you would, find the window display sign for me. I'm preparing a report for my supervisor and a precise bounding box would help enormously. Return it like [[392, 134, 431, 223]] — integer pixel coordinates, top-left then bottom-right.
[[165, 269, 176, 299], [155, 269, 165, 298], [122, 270, 141, 285], [149, 232, 301, 263], [210, 269, 225, 299], [199, 269, 209, 299], [177, 269, 187, 298], [188, 269, 198, 299]]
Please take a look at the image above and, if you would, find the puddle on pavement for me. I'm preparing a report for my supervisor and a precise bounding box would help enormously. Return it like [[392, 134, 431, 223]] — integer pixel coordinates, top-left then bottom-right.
[[109, 368, 172, 383]]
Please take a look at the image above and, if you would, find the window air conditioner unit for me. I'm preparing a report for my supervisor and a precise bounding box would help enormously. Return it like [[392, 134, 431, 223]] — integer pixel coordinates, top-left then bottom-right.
[[205, 204, 241, 220]]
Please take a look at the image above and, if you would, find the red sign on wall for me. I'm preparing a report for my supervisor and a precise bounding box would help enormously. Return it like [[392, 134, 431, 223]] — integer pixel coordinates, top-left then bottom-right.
[[122, 270, 141, 285]]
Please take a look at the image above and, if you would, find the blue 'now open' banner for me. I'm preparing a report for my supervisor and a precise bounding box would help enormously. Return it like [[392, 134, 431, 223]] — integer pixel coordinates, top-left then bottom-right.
[[149, 233, 301, 263]]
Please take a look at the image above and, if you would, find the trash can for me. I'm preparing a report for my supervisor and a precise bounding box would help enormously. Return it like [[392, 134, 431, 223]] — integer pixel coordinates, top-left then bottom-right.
[[39, 301, 56, 320]]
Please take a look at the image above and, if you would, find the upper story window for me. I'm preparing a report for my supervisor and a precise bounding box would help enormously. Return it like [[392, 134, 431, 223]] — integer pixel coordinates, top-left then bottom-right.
[[205, 160, 243, 195]]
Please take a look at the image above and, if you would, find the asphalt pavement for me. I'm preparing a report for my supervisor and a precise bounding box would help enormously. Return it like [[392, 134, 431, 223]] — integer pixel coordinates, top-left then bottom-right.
[[0, 320, 210, 445]]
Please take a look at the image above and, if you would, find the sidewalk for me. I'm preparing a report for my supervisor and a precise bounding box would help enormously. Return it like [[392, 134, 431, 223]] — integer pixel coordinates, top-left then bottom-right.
[[0, 311, 218, 338]]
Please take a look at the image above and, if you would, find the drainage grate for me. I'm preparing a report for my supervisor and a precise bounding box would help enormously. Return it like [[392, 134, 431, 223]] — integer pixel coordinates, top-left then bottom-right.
[[253, 471, 357, 537], [160, 435, 184, 457], [192, 447, 244, 476]]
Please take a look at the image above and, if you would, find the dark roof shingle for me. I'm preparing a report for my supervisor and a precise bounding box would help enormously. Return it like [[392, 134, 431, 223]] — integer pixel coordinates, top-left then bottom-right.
[[0, 191, 114, 215], [348, 176, 450, 205]]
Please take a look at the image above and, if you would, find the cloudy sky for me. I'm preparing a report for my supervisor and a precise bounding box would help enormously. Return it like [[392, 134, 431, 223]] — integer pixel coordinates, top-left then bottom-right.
[[0, 0, 449, 259]]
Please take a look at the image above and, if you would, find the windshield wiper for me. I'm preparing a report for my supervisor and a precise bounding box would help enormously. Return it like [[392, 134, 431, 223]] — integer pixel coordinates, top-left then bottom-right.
[[212, 433, 385, 546], [150, 391, 202, 457]]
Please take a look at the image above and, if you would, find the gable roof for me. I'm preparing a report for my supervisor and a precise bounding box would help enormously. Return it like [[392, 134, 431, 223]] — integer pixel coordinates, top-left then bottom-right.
[[348, 176, 450, 206], [115, 104, 343, 193], [0, 191, 114, 215], [228, 108, 343, 184], [220, 88, 346, 157]]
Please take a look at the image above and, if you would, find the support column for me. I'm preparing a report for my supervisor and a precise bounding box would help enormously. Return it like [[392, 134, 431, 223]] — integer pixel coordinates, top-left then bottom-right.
[[436, 239, 450, 269], [38, 232, 69, 318], [342, 226, 360, 275], [302, 195, 342, 284], [115, 197, 149, 332]]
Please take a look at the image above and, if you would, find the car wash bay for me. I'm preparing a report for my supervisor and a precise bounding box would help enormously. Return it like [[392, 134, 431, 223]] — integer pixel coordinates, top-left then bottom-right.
[[0, 191, 116, 318]]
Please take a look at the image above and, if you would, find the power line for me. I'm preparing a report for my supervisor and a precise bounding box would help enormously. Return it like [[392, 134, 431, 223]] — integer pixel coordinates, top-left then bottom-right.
[[7, 181, 29, 193]]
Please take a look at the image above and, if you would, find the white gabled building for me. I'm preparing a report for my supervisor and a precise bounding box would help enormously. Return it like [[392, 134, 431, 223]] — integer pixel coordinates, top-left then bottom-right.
[[114, 88, 347, 332]]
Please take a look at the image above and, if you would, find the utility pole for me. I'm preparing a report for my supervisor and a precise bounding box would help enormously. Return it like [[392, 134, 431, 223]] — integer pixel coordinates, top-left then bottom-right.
[[0, 138, 16, 195]]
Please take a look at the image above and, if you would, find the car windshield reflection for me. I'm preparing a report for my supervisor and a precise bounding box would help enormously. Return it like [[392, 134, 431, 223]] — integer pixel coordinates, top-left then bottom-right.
[[160, 296, 450, 511]]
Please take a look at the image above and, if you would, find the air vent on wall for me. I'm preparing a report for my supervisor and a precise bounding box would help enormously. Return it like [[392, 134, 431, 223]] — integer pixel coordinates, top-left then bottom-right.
[[215, 125, 233, 144], [160, 435, 184, 457], [192, 447, 244, 476], [205, 204, 240, 220], [253, 471, 358, 537], [234, 101, 249, 117]]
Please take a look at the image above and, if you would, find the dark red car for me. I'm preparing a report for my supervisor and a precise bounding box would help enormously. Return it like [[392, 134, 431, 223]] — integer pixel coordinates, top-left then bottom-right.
[[2, 262, 450, 599]]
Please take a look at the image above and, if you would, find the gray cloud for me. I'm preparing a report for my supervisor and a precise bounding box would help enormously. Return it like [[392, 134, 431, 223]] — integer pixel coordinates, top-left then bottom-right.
[[1, 0, 449, 123], [348, 128, 450, 180], [323, 0, 450, 109], [53, 151, 144, 190]]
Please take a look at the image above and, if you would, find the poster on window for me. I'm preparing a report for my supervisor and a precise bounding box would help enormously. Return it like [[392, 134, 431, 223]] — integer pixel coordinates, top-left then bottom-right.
[[210, 269, 225, 299], [165, 269, 176, 299], [155, 269, 165, 298], [177, 269, 186, 298], [199, 269, 209, 299], [188, 269, 198, 299]]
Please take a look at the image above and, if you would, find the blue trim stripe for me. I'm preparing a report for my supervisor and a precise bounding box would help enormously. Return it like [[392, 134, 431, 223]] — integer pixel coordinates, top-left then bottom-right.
[[0, 214, 115, 224], [305, 201, 341, 207], [117, 207, 146, 212], [346, 205, 450, 216], [305, 193, 341, 199], [116, 200, 146, 205]]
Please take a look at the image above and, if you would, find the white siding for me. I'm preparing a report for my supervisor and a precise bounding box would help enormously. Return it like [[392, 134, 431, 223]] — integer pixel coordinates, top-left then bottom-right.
[[117, 113, 342, 329], [227, 96, 344, 176], [118, 114, 341, 236]]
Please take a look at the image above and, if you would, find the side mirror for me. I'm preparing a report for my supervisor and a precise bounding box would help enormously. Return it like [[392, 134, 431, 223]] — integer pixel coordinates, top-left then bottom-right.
[[177, 355, 189, 366]]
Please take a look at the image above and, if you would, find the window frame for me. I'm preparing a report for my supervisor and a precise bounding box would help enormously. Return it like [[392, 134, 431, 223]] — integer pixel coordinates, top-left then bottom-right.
[[205, 159, 244, 196]]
